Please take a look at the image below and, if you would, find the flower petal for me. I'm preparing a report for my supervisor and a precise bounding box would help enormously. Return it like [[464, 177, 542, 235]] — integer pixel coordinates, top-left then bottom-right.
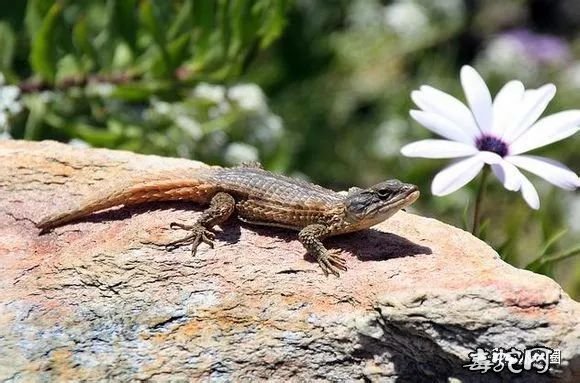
[[506, 155, 580, 190], [401, 139, 479, 158], [412, 86, 480, 139], [460, 66, 493, 133], [409, 110, 474, 143], [491, 159, 522, 191], [478, 151, 503, 165], [503, 84, 556, 143], [431, 154, 485, 196], [509, 110, 580, 155], [519, 174, 540, 209], [492, 80, 525, 136]]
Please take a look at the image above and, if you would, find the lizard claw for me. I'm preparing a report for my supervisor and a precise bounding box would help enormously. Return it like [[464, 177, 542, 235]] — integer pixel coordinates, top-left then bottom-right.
[[190, 226, 215, 256], [166, 223, 215, 256], [317, 251, 348, 277]]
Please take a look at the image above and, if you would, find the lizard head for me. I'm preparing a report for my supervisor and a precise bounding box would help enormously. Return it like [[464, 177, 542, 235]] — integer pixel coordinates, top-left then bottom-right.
[[344, 180, 419, 227]]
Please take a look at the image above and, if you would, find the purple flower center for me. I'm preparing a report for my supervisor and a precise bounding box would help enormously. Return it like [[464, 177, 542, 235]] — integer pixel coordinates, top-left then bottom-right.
[[475, 135, 509, 157]]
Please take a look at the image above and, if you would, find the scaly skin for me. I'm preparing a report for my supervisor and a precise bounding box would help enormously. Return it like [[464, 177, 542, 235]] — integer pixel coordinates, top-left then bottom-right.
[[37, 164, 420, 276]]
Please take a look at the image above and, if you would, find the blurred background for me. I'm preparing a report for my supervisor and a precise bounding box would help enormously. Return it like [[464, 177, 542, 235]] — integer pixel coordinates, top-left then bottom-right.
[[1, 0, 578, 298]]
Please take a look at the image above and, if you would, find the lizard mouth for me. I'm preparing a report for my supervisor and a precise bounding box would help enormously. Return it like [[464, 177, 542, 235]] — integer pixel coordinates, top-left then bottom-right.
[[392, 186, 420, 205], [402, 189, 420, 205], [376, 187, 420, 215]]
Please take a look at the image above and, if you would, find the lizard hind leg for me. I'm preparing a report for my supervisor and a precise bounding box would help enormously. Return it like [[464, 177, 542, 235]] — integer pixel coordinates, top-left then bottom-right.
[[166, 192, 236, 256], [298, 224, 348, 277]]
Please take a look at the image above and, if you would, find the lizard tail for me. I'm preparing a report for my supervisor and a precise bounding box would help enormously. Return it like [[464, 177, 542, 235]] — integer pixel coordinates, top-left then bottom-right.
[[37, 175, 216, 232]]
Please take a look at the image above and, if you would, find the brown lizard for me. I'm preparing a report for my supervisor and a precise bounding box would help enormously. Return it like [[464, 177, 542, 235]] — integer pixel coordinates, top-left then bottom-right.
[[37, 164, 419, 276]]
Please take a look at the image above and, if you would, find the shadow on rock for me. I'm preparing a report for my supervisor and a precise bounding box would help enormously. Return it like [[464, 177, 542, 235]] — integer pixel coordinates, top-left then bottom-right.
[[42, 202, 431, 264], [329, 229, 432, 261]]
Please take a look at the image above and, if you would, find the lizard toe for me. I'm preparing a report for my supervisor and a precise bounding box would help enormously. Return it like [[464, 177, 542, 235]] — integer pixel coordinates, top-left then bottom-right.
[[317, 253, 344, 277], [167, 224, 215, 256], [328, 253, 348, 271]]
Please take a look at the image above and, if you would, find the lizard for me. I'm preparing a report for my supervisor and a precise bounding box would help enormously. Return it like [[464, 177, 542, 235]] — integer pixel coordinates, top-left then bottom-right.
[[37, 164, 420, 276]]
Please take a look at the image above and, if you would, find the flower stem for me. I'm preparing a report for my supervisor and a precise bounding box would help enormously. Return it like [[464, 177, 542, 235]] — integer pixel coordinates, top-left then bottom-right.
[[472, 167, 490, 236]]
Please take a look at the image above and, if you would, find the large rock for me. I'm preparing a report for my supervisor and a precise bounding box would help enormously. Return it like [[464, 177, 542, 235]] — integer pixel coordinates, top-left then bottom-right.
[[0, 140, 578, 382]]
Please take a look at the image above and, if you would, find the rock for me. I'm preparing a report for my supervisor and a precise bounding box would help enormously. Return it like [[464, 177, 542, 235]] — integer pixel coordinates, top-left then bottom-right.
[[0, 140, 578, 382]]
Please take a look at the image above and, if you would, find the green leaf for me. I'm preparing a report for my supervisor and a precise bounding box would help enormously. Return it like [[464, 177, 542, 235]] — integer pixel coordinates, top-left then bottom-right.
[[168, 34, 192, 69], [112, 0, 139, 50], [254, 0, 289, 48], [25, 0, 53, 36], [167, 0, 194, 41], [539, 228, 568, 257], [525, 244, 580, 273], [95, 0, 121, 71], [112, 81, 167, 101], [139, 0, 172, 76], [496, 236, 516, 262], [22, 94, 48, 140], [76, 122, 123, 147], [228, 0, 252, 58], [0, 22, 16, 72], [72, 16, 97, 70], [461, 198, 470, 231], [72, 17, 96, 60], [543, 247, 580, 265], [476, 218, 490, 241], [524, 228, 568, 273], [29, 1, 63, 82], [191, 0, 217, 69]]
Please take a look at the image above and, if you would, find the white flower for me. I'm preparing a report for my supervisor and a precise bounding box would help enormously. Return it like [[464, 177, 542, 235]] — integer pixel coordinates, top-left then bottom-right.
[[383, 1, 429, 40], [0, 75, 23, 133], [151, 98, 172, 115], [228, 84, 267, 113], [175, 115, 202, 140], [0, 84, 21, 114], [0, 112, 6, 128], [401, 65, 580, 209], [39, 90, 56, 103], [193, 83, 226, 104], [250, 114, 283, 149], [0, 130, 12, 140], [478, 34, 538, 81], [348, 0, 384, 29], [224, 142, 259, 166], [424, 0, 465, 21], [87, 83, 114, 97], [68, 138, 91, 148]]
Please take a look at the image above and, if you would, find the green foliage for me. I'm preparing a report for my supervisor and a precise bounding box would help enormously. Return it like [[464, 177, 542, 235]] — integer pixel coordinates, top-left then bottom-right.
[[0, 22, 15, 73], [525, 229, 580, 275], [2, 0, 290, 165], [28, 0, 61, 82], [16, 0, 290, 83]]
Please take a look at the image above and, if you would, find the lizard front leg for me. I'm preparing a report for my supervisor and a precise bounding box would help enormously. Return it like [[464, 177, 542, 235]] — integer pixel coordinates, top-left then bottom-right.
[[166, 192, 235, 255], [298, 224, 348, 277]]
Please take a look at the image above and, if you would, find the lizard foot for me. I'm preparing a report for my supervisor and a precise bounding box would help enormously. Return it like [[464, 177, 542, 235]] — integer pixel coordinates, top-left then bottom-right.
[[317, 252, 348, 277], [166, 222, 215, 256]]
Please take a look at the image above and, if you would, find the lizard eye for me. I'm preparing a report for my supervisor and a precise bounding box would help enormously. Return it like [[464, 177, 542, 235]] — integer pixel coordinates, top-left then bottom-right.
[[377, 188, 391, 199]]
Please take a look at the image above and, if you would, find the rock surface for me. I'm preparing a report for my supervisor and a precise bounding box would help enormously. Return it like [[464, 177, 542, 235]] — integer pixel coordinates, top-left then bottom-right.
[[0, 140, 579, 382]]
